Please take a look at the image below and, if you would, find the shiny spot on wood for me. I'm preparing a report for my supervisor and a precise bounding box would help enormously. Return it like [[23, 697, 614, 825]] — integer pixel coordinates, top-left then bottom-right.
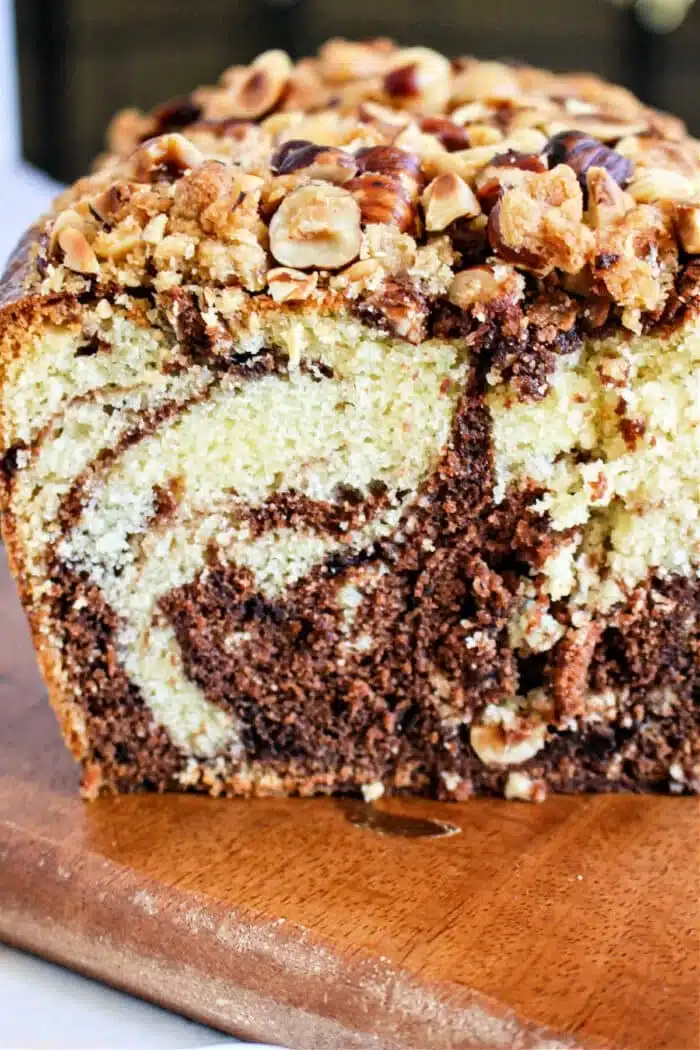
[[341, 800, 461, 839]]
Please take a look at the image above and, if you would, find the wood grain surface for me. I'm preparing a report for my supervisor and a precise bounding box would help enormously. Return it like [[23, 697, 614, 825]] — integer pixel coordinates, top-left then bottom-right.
[[0, 549, 698, 1050]]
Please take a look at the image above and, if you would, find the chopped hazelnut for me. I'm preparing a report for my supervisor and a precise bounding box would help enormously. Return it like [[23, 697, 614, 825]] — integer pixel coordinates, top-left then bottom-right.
[[488, 165, 593, 275], [544, 130, 633, 193], [56, 227, 100, 275], [318, 37, 394, 84], [223, 49, 292, 119], [270, 140, 358, 184], [627, 168, 694, 205], [383, 47, 451, 112], [448, 263, 525, 310], [266, 266, 318, 302], [545, 117, 647, 144], [452, 60, 520, 103], [586, 166, 633, 229], [423, 144, 505, 183], [356, 277, 429, 344], [107, 107, 156, 155], [347, 173, 416, 233], [268, 183, 362, 270], [151, 96, 203, 136], [593, 202, 678, 314], [130, 133, 204, 182], [475, 151, 548, 214], [422, 173, 481, 231], [466, 123, 505, 147], [675, 203, 700, 254], [330, 257, 383, 296], [504, 772, 547, 803], [505, 129, 549, 154], [470, 718, 546, 767], [355, 145, 422, 196], [357, 100, 413, 137], [420, 116, 470, 152]]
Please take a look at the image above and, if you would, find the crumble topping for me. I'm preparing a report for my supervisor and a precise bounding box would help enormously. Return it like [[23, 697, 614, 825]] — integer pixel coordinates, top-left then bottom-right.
[[25, 41, 700, 353]]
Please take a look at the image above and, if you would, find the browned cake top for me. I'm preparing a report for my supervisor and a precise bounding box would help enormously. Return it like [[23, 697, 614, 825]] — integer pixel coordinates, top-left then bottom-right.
[[26, 39, 700, 340]]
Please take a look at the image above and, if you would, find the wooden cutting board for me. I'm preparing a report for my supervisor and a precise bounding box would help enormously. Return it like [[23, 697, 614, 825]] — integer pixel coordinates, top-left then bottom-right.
[[0, 550, 698, 1050]]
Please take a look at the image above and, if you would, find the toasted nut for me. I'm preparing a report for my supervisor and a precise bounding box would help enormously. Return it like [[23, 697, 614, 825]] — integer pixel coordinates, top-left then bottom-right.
[[266, 266, 319, 302], [423, 144, 504, 183], [422, 173, 481, 231], [355, 145, 422, 196], [448, 263, 525, 310], [280, 58, 331, 112], [675, 203, 700, 254], [468, 123, 506, 147], [51, 207, 87, 236], [505, 129, 549, 154], [452, 60, 521, 103], [488, 165, 592, 276], [586, 167, 632, 229], [449, 100, 491, 124], [616, 134, 696, 177], [361, 781, 385, 803], [627, 167, 694, 204], [319, 37, 395, 84], [594, 202, 678, 317], [269, 184, 362, 270], [188, 115, 256, 140], [491, 151, 549, 174], [475, 151, 548, 213], [352, 148, 422, 233], [270, 140, 358, 184], [107, 107, 156, 155], [392, 124, 449, 158], [545, 117, 648, 143], [330, 257, 383, 295], [224, 49, 292, 119], [89, 183, 134, 225], [420, 116, 470, 152], [142, 213, 168, 244], [130, 133, 204, 182], [544, 131, 633, 195], [57, 227, 100, 274], [347, 172, 415, 232], [470, 718, 546, 767], [383, 47, 451, 112], [151, 95, 203, 136], [504, 771, 547, 802], [357, 100, 413, 134]]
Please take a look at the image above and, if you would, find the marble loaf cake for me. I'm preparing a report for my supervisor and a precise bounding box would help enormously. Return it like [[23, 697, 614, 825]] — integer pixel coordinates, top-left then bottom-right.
[[0, 41, 698, 800]]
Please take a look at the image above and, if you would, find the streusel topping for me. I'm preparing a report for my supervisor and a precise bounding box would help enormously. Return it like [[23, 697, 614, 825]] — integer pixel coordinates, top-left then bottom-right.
[[30, 40, 700, 339]]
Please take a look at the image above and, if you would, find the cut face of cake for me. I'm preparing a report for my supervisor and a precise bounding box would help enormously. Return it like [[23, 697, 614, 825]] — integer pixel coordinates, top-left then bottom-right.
[[0, 41, 698, 799]]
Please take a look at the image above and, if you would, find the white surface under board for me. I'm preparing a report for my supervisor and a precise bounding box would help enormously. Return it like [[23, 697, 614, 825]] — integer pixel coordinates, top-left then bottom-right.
[[0, 944, 269, 1049]]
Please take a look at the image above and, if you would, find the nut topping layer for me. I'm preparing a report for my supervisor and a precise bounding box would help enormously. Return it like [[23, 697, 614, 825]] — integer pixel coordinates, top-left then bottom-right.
[[31, 39, 700, 343]]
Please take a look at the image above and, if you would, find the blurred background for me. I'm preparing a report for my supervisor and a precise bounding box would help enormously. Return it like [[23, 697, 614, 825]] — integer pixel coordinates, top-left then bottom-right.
[[7, 0, 700, 184]]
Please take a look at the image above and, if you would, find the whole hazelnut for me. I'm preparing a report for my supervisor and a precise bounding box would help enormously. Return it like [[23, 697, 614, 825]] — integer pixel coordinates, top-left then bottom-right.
[[269, 183, 362, 270]]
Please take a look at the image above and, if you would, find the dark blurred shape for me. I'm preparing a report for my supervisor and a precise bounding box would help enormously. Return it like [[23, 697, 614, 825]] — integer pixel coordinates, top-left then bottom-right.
[[13, 0, 700, 183]]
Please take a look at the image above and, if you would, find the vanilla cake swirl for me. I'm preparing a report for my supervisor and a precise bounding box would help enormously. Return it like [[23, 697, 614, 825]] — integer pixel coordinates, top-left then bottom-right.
[[0, 40, 698, 799]]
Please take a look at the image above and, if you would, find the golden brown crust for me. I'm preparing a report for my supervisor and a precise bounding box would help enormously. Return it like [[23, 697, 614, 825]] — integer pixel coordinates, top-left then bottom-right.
[[0, 230, 81, 383], [0, 232, 89, 765], [0, 228, 40, 311]]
